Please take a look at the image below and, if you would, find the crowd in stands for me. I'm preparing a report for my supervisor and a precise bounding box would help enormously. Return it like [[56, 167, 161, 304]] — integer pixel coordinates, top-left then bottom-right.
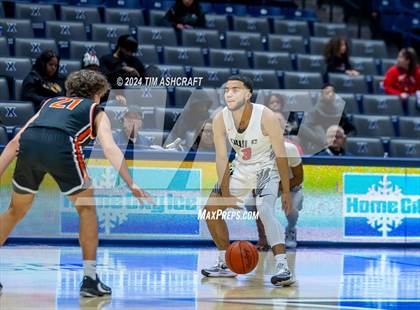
[[0, 0, 419, 158]]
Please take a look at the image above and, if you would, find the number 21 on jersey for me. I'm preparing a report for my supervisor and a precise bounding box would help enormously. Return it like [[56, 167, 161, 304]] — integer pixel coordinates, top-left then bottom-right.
[[49, 97, 82, 111]]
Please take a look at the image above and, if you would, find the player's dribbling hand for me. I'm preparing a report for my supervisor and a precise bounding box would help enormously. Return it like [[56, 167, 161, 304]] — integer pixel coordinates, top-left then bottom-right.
[[129, 184, 154, 205], [281, 191, 292, 215]]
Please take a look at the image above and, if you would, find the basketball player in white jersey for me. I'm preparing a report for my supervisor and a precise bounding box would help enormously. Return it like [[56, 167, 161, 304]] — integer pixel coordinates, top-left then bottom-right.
[[246, 140, 304, 249], [201, 75, 294, 286]]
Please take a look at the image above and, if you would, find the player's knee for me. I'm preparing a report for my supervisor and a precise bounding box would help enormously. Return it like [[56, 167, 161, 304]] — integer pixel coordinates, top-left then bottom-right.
[[8, 204, 29, 221], [76, 205, 96, 217], [256, 203, 275, 223]]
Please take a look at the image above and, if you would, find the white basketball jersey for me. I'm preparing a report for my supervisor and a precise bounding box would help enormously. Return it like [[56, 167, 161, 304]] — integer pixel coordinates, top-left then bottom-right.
[[223, 104, 275, 167]]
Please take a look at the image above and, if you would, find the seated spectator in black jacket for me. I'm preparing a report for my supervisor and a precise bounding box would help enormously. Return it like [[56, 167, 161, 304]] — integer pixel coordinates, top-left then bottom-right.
[[100, 35, 146, 89], [324, 37, 359, 77], [190, 119, 215, 152], [113, 109, 152, 150], [316, 125, 352, 156], [22, 50, 65, 111], [162, 0, 205, 30]]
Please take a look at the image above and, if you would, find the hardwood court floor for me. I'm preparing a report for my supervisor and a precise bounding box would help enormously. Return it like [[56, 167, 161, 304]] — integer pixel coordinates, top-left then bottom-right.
[[0, 245, 419, 309]]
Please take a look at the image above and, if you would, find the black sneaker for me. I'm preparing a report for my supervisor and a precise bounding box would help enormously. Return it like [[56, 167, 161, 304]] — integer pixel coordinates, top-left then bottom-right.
[[80, 274, 112, 297]]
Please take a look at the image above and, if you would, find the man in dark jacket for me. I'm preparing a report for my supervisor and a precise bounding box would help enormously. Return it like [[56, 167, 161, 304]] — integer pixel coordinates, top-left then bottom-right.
[[161, 0, 206, 30], [100, 35, 146, 89]]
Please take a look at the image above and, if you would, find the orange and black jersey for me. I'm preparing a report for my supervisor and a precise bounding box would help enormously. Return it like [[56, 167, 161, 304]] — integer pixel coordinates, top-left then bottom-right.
[[29, 96, 103, 144]]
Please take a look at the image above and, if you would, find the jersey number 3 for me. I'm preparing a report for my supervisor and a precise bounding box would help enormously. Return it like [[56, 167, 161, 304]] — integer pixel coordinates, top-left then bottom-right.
[[49, 98, 82, 110], [241, 147, 252, 160]]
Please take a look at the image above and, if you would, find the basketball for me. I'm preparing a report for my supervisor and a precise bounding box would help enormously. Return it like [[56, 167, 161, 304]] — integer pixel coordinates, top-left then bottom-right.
[[225, 241, 259, 274]]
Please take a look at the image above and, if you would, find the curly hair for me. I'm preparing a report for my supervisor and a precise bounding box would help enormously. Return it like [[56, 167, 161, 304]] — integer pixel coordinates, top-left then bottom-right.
[[324, 37, 349, 64], [65, 70, 110, 99]]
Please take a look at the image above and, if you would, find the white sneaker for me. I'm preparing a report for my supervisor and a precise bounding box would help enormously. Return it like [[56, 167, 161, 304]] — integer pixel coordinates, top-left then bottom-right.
[[201, 262, 237, 278], [285, 227, 297, 248], [271, 263, 295, 286]]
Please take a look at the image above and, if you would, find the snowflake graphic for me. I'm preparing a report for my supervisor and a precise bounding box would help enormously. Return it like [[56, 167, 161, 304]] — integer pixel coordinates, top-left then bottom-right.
[[364, 176, 404, 237], [92, 167, 131, 234]]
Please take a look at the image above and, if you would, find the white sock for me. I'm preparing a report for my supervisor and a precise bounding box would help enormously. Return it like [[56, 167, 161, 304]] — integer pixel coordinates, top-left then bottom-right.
[[275, 254, 289, 269], [218, 250, 226, 264], [83, 260, 96, 279]]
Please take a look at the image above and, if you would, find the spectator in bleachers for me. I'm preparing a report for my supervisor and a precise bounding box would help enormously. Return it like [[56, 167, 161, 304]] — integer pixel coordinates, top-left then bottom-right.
[[324, 37, 359, 77], [316, 125, 351, 156], [113, 108, 152, 150], [161, 0, 206, 30], [190, 119, 215, 152], [82, 52, 101, 71], [166, 94, 213, 146], [265, 93, 299, 135], [383, 48, 420, 99], [100, 35, 146, 89], [299, 85, 355, 154], [21, 50, 65, 111]]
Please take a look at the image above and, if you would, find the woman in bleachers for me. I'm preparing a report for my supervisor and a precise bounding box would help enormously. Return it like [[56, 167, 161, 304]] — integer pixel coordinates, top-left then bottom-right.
[[264, 93, 299, 135], [21, 50, 65, 111], [162, 0, 206, 30], [383, 47, 420, 100], [324, 37, 359, 77]]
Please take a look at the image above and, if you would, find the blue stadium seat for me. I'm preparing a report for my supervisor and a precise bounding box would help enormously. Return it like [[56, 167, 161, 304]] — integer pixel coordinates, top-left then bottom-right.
[[0, 57, 31, 79], [163, 47, 204, 66], [239, 69, 280, 89], [253, 52, 293, 71], [15, 38, 58, 59], [232, 16, 270, 34], [208, 48, 250, 69], [346, 137, 385, 157], [362, 95, 404, 116], [205, 14, 229, 32], [389, 139, 420, 158], [0, 101, 35, 127], [190, 66, 231, 88], [181, 29, 221, 49], [267, 34, 305, 54], [273, 20, 310, 37], [137, 26, 177, 47], [225, 31, 263, 52], [352, 115, 395, 137], [70, 41, 110, 60]]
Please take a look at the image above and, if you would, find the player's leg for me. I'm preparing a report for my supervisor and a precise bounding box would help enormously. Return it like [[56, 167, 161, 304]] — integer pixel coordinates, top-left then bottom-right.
[[204, 191, 231, 250], [256, 175, 295, 286], [285, 188, 303, 248], [0, 191, 35, 245], [201, 170, 249, 278], [66, 188, 110, 297], [48, 137, 110, 297], [201, 190, 237, 277], [244, 192, 270, 251]]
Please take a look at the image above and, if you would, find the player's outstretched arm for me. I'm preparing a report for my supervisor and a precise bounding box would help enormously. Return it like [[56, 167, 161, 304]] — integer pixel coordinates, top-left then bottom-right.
[[0, 112, 40, 177], [95, 111, 153, 204], [262, 109, 292, 214]]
